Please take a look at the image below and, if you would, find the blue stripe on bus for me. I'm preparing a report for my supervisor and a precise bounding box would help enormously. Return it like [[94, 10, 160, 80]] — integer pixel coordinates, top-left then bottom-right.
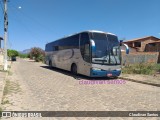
[[90, 69, 121, 77], [92, 46, 96, 53]]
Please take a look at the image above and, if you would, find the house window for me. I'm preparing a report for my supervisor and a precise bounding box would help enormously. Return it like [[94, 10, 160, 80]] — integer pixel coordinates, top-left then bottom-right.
[[149, 43, 156, 47], [134, 42, 141, 47]]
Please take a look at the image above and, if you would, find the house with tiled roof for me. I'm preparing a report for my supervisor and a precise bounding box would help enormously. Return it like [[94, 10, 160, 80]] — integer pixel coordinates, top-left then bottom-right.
[[121, 36, 160, 64], [123, 36, 160, 52]]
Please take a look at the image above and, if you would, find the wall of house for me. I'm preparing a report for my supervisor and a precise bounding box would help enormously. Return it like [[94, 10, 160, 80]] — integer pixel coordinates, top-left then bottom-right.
[[122, 52, 160, 65], [140, 38, 158, 52], [145, 43, 160, 52]]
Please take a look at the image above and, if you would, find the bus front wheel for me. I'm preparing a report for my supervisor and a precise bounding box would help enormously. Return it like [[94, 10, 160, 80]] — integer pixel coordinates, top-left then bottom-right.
[[49, 61, 52, 67], [71, 64, 77, 75]]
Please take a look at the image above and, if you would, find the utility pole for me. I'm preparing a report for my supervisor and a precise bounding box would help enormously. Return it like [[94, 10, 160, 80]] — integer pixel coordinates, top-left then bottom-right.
[[4, 0, 8, 71]]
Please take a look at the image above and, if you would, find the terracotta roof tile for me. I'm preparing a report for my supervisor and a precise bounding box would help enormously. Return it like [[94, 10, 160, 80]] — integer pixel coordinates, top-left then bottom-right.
[[123, 36, 160, 43]]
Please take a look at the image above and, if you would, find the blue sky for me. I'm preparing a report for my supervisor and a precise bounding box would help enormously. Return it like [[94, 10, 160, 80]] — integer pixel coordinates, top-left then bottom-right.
[[0, 0, 160, 51]]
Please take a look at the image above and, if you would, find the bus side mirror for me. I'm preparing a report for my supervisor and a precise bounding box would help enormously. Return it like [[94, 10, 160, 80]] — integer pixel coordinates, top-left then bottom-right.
[[120, 40, 123, 46], [119, 40, 129, 54], [90, 40, 96, 56], [123, 44, 129, 54]]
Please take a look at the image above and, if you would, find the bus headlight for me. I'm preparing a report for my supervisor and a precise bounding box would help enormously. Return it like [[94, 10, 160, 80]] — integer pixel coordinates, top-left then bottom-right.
[[92, 67, 101, 71]]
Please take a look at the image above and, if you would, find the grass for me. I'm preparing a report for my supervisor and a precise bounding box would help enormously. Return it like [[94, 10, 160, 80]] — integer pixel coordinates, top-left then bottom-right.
[[7, 71, 13, 76], [0, 65, 6, 72], [0, 70, 7, 73], [122, 63, 160, 75], [5, 64, 12, 75], [19, 53, 30, 58], [155, 64, 160, 72], [0, 107, 2, 118], [0, 65, 11, 72], [3, 80, 10, 96], [1, 100, 10, 105], [1, 79, 21, 112], [3, 80, 21, 96], [8, 65, 11, 69]]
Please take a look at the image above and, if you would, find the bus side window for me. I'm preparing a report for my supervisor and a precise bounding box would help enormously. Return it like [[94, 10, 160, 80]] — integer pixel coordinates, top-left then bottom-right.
[[53, 46, 59, 51], [80, 33, 90, 63]]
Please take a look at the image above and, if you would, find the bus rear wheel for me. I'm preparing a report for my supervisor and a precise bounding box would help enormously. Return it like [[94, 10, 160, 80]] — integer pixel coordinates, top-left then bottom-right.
[[49, 61, 52, 67], [71, 64, 77, 75]]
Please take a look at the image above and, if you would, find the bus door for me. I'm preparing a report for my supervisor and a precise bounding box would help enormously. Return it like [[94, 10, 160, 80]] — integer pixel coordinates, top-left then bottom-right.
[[78, 32, 91, 76]]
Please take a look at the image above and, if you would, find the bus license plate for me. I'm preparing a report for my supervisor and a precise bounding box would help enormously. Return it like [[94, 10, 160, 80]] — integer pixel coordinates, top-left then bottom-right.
[[107, 73, 112, 77]]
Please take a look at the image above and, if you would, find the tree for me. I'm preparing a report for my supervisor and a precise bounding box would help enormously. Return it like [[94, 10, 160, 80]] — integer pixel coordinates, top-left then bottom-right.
[[7, 49, 19, 58], [30, 47, 45, 62]]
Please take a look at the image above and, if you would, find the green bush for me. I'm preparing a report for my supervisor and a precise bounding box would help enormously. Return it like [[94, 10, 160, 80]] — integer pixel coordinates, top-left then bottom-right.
[[35, 54, 44, 62], [155, 64, 160, 73], [18, 53, 29, 58], [122, 63, 158, 75], [30, 47, 45, 62]]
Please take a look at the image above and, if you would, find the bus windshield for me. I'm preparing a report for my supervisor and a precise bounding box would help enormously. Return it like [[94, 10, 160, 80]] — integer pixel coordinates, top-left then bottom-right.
[[91, 33, 121, 65]]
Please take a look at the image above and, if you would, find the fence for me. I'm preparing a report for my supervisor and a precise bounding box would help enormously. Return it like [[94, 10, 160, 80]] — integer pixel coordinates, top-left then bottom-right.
[[122, 52, 160, 65]]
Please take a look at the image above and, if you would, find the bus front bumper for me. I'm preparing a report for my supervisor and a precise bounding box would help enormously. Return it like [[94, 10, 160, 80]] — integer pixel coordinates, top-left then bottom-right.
[[90, 69, 121, 77]]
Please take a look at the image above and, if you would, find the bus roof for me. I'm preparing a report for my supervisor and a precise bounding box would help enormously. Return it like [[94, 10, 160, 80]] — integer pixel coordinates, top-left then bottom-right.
[[72, 30, 116, 36], [85, 30, 116, 35], [46, 30, 116, 45]]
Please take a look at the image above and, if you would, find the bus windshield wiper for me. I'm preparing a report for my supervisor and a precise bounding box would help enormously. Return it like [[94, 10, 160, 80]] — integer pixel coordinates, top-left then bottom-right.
[[112, 53, 117, 65], [110, 48, 118, 65], [102, 50, 109, 65], [108, 49, 117, 65]]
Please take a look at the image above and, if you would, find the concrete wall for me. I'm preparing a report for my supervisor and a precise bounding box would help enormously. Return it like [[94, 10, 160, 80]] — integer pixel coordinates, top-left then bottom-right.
[[0, 49, 4, 65], [122, 52, 160, 65], [0, 55, 3, 65]]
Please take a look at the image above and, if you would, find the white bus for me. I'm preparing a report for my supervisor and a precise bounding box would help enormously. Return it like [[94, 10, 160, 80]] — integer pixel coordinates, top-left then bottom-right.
[[45, 30, 122, 78]]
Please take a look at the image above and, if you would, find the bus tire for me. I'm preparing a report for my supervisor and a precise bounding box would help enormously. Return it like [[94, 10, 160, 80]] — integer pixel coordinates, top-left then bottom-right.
[[49, 61, 52, 67], [71, 64, 77, 75]]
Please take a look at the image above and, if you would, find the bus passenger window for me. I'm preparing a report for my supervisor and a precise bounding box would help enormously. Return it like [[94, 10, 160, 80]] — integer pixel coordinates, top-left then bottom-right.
[[53, 46, 59, 51]]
